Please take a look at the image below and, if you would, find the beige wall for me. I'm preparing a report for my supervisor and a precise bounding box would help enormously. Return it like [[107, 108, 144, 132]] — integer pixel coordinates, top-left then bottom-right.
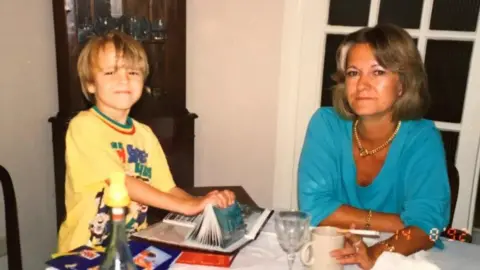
[[0, 0, 285, 268], [0, 0, 59, 268], [186, 0, 284, 208]]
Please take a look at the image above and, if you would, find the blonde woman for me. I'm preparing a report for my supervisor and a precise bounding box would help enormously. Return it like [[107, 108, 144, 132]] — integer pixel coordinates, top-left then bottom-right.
[[298, 24, 450, 269]]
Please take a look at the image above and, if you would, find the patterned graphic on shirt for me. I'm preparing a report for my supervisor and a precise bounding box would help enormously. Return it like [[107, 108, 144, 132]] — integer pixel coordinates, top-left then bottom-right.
[[88, 142, 153, 248]]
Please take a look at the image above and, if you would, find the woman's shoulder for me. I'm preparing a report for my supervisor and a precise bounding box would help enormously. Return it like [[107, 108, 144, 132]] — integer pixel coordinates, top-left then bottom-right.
[[400, 118, 443, 152], [310, 107, 349, 127], [402, 118, 439, 138], [307, 107, 351, 136]]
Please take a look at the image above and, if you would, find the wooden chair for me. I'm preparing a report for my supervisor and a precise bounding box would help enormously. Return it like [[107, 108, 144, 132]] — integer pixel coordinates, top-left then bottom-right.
[[442, 162, 473, 243], [0, 165, 23, 269]]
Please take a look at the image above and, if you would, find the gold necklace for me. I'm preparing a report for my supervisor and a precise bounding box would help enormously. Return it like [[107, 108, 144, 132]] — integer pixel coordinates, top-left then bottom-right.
[[353, 120, 401, 157]]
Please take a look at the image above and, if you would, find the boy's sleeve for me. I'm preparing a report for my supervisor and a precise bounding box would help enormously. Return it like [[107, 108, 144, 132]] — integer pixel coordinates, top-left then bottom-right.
[[298, 109, 342, 226], [66, 116, 123, 193], [400, 125, 451, 249], [146, 129, 176, 192]]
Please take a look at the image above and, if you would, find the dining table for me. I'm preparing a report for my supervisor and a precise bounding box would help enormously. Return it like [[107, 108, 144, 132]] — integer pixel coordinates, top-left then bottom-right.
[[164, 186, 480, 270], [46, 186, 480, 269], [170, 218, 480, 270]]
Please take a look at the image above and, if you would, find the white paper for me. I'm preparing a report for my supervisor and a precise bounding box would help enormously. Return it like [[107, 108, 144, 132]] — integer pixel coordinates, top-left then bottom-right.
[[372, 251, 440, 270]]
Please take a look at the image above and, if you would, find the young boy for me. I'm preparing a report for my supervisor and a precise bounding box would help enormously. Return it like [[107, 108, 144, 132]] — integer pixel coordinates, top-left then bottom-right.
[[57, 31, 235, 253]]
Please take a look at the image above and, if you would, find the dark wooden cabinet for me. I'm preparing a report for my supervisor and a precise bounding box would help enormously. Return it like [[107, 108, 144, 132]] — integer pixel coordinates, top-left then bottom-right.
[[49, 0, 196, 229]]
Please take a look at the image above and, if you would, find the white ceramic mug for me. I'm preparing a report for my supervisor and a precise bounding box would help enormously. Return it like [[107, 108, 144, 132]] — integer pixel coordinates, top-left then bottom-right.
[[300, 226, 345, 270]]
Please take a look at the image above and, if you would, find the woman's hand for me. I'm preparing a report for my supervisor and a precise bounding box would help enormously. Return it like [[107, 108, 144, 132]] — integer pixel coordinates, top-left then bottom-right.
[[330, 232, 376, 270]]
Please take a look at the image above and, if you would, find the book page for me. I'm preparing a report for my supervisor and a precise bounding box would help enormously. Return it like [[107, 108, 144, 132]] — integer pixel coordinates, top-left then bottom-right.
[[182, 236, 250, 253], [134, 204, 272, 254], [134, 222, 193, 244], [133, 222, 250, 253], [239, 204, 272, 239]]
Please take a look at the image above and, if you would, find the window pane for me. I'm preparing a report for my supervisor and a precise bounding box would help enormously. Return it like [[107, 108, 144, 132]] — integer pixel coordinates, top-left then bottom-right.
[[321, 35, 346, 107], [378, 0, 423, 29], [424, 40, 473, 123], [430, 0, 480, 31], [328, 0, 371, 26]]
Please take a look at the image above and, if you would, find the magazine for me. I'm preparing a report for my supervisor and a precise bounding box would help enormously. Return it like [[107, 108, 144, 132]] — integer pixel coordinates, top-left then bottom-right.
[[132, 202, 273, 254], [45, 240, 181, 270]]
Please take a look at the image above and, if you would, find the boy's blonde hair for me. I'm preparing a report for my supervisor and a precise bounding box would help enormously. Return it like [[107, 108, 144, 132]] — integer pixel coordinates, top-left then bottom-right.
[[77, 30, 150, 101]]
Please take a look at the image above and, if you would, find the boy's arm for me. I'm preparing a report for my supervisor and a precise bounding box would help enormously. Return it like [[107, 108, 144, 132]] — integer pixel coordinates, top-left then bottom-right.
[[105, 176, 235, 215], [124, 176, 205, 215], [145, 128, 234, 210], [168, 186, 195, 200], [124, 176, 234, 215], [168, 186, 235, 208]]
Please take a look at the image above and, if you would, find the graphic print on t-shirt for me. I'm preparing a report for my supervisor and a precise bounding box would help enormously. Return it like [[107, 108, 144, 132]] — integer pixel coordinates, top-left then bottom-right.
[[88, 141, 152, 248]]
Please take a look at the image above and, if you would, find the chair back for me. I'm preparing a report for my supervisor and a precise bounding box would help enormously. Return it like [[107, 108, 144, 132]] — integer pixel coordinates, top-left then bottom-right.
[[446, 161, 459, 228], [0, 165, 23, 270]]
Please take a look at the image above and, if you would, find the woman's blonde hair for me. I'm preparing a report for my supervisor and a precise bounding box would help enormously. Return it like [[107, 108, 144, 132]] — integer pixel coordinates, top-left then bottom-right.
[[77, 30, 149, 101], [332, 24, 430, 120]]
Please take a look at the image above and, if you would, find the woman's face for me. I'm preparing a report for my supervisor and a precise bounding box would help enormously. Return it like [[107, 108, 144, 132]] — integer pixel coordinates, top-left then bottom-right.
[[345, 43, 401, 118]]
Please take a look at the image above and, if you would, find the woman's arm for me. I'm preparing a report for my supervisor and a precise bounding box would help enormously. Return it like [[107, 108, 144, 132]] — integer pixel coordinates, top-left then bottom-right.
[[332, 226, 433, 268], [320, 205, 404, 232], [398, 125, 450, 249], [369, 226, 434, 261], [370, 125, 450, 260]]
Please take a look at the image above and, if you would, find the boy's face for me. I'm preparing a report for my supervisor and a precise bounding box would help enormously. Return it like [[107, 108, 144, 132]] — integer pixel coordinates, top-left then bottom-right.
[[87, 42, 144, 115]]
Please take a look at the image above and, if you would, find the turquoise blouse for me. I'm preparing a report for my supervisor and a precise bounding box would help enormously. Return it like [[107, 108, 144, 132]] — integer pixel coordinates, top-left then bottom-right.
[[298, 107, 450, 248]]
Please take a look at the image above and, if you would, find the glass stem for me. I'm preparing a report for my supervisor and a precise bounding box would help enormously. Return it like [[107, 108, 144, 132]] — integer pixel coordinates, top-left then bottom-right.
[[287, 252, 296, 270]]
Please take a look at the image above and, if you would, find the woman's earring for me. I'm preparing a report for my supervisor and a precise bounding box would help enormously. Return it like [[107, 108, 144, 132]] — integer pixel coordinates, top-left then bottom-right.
[[397, 87, 403, 97]]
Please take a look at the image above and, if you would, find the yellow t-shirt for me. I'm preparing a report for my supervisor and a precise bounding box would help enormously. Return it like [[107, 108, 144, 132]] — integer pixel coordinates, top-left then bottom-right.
[[57, 107, 176, 253]]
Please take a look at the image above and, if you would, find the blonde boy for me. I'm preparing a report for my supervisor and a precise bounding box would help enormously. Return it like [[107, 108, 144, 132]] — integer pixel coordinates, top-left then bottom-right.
[[57, 31, 234, 253]]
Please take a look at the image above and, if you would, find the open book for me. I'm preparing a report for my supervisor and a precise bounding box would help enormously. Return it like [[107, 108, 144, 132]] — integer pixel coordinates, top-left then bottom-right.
[[133, 202, 272, 254]]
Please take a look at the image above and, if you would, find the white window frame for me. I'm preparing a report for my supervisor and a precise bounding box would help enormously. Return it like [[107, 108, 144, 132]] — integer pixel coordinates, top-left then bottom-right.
[[273, 0, 480, 232]]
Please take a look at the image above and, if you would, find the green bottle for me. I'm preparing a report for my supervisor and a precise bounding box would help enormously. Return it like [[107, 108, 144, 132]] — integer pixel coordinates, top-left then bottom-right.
[[100, 172, 136, 270]]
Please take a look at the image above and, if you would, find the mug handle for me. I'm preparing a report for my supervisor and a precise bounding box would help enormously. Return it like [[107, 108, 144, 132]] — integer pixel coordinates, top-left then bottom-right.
[[300, 241, 314, 266]]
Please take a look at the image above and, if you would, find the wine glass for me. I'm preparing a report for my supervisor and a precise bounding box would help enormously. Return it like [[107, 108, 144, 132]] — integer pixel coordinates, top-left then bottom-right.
[[77, 17, 94, 44], [151, 19, 167, 41], [124, 16, 150, 41], [94, 16, 117, 36], [274, 210, 311, 270]]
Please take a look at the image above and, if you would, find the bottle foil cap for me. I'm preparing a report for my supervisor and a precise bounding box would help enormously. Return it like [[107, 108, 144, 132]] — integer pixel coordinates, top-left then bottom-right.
[[105, 172, 130, 207]]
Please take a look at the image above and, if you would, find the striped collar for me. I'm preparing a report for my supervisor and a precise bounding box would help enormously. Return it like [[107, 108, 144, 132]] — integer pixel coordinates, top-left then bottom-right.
[[91, 106, 136, 135]]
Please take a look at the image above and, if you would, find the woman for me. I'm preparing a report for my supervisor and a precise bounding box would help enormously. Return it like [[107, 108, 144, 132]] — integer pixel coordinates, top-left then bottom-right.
[[298, 24, 450, 269]]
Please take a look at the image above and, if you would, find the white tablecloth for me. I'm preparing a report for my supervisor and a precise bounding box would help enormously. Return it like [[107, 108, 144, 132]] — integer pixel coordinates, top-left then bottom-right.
[[171, 221, 480, 270]]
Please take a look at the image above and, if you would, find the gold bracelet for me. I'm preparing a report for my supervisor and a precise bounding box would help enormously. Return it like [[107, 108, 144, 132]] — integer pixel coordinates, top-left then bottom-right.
[[364, 209, 372, 230], [381, 240, 395, 252]]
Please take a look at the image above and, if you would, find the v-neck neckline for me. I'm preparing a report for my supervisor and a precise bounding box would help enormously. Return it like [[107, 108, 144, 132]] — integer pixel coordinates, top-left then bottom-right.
[[346, 120, 403, 190]]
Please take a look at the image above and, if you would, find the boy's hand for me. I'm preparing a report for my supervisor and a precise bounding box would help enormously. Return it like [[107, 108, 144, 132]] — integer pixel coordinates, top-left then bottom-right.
[[208, 189, 236, 208], [184, 189, 236, 215]]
